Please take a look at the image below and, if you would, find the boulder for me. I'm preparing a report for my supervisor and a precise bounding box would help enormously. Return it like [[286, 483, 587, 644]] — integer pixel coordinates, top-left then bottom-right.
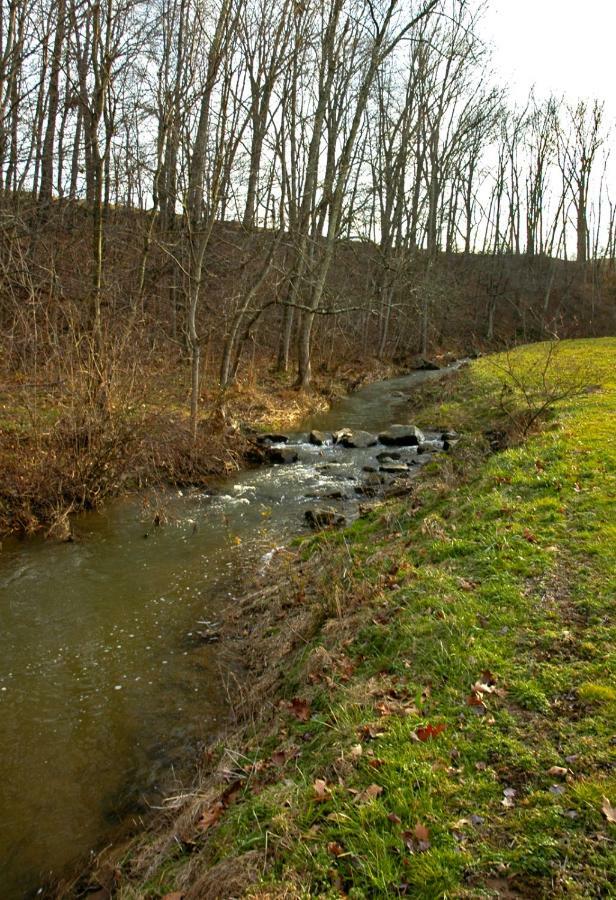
[[355, 471, 383, 497], [338, 429, 378, 449], [308, 430, 327, 446], [266, 446, 299, 464], [305, 507, 346, 530], [378, 424, 425, 446], [320, 490, 347, 501], [333, 428, 353, 444], [257, 432, 288, 445], [417, 440, 442, 454], [411, 356, 441, 371]]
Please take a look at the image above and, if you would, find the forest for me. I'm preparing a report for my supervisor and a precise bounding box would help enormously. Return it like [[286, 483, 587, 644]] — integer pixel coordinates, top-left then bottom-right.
[[0, 0, 614, 529]]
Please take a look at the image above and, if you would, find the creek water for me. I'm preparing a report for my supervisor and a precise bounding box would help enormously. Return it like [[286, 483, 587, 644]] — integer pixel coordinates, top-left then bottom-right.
[[0, 363, 460, 898]]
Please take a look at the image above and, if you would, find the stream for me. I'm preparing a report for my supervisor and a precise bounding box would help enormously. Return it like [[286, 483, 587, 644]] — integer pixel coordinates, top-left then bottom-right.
[[0, 362, 461, 898]]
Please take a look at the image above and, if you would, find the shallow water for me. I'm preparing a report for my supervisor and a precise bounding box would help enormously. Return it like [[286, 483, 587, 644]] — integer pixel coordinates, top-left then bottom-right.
[[0, 363, 458, 897]]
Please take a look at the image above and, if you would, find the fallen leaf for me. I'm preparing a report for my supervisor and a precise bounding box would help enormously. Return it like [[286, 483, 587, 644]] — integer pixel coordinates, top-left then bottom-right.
[[356, 783, 383, 803], [523, 528, 538, 543], [349, 743, 363, 759], [415, 723, 446, 742], [369, 757, 386, 769], [359, 724, 386, 741], [197, 800, 224, 831], [327, 841, 345, 857], [459, 578, 478, 591], [467, 693, 487, 707], [601, 797, 616, 823], [313, 779, 330, 802], [271, 751, 287, 767], [289, 698, 311, 722], [549, 784, 565, 795], [547, 766, 568, 777], [413, 823, 430, 843], [402, 822, 431, 853], [469, 814, 485, 826], [472, 681, 496, 695], [387, 812, 402, 824]]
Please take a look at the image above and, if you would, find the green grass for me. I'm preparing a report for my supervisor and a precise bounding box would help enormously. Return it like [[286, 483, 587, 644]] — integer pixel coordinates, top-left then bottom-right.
[[120, 338, 616, 899]]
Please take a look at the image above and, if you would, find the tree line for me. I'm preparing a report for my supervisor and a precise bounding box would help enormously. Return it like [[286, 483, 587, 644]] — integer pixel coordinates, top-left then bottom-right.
[[0, 0, 613, 433]]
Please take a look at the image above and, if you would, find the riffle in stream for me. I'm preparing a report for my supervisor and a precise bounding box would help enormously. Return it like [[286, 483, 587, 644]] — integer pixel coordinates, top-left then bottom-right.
[[0, 363, 461, 897]]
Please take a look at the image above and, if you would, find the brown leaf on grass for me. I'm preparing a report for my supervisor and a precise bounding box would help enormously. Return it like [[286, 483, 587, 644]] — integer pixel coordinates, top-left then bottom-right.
[[288, 698, 311, 721], [523, 528, 538, 543], [547, 766, 568, 777], [466, 693, 487, 714], [387, 812, 402, 824], [472, 681, 496, 695], [467, 693, 486, 706], [402, 823, 431, 852], [375, 699, 419, 718], [359, 723, 386, 741], [356, 783, 383, 803], [414, 823, 430, 843], [313, 779, 330, 802], [602, 797, 616, 823], [327, 841, 345, 857], [368, 757, 386, 769], [415, 723, 446, 742], [458, 578, 478, 591], [197, 800, 224, 831]]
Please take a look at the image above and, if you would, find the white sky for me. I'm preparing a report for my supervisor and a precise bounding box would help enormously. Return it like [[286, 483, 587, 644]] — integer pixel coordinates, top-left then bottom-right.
[[482, 0, 614, 113]]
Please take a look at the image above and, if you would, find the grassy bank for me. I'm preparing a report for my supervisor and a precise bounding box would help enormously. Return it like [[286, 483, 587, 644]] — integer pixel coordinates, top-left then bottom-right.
[[81, 338, 615, 899]]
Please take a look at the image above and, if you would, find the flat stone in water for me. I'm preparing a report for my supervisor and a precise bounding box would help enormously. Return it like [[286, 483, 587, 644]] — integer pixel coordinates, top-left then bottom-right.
[[379, 463, 410, 474], [266, 446, 299, 464], [378, 424, 425, 446], [338, 429, 378, 449], [417, 440, 443, 454], [376, 451, 401, 462], [309, 430, 328, 446]]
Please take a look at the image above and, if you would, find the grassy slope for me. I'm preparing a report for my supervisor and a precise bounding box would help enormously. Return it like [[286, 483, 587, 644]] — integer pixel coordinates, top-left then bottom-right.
[[121, 339, 615, 899]]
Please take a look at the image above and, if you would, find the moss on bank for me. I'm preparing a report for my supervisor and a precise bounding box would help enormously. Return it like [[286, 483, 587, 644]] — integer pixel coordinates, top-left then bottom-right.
[[79, 339, 615, 899]]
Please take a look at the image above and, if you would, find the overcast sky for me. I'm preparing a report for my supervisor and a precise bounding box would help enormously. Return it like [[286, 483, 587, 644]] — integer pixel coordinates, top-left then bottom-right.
[[482, 0, 613, 112]]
